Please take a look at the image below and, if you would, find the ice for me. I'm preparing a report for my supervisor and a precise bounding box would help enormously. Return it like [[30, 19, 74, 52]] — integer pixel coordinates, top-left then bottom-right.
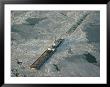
[[11, 11, 100, 77]]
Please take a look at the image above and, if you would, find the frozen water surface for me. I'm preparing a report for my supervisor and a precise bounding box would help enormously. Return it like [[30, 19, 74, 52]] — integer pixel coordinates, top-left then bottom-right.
[[11, 11, 100, 77]]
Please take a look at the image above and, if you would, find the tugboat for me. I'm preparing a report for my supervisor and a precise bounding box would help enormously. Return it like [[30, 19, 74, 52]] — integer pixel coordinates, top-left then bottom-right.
[[30, 38, 64, 70]]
